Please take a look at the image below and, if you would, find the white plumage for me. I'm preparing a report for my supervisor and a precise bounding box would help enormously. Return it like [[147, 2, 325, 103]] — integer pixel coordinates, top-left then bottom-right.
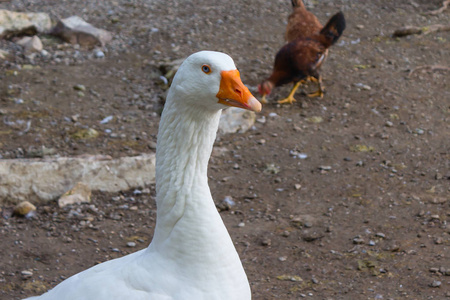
[[25, 51, 261, 300]]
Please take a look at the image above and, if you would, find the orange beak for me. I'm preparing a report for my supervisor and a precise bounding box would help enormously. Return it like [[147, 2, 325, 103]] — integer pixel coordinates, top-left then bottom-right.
[[216, 70, 262, 112]]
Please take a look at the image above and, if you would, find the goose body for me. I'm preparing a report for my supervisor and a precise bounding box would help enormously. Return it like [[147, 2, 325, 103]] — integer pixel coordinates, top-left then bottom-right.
[[25, 51, 261, 300]]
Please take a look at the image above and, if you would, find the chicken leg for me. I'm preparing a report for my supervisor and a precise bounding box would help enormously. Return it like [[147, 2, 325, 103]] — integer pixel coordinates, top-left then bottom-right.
[[306, 75, 324, 98], [277, 80, 302, 104]]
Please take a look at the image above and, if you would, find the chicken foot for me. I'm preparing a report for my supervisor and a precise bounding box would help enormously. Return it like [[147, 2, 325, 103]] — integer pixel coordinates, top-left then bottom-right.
[[278, 80, 302, 104], [306, 75, 324, 98]]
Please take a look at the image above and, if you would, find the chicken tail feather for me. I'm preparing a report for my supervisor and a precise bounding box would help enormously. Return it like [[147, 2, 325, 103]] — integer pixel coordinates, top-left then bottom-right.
[[291, 0, 305, 9], [320, 11, 346, 47]]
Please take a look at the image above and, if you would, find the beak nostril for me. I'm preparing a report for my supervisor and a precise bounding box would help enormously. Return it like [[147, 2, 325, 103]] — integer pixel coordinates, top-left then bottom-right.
[[235, 89, 242, 96]]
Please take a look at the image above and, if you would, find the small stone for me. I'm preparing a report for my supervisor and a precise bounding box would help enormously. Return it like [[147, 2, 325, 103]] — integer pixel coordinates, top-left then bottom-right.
[[298, 153, 308, 159], [429, 267, 439, 273], [94, 49, 105, 58], [256, 116, 266, 124], [306, 116, 323, 123], [13, 201, 36, 217], [21, 270, 33, 279], [111, 248, 120, 252], [434, 237, 443, 244], [126, 242, 136, 247], [73, 84, 86, 91], [429, 280, 441, 288], [385, 121, 394, 127], [294, 184, 302, 190], [257, 139, 266, 145], [318, 165, 332, 171], [282, 231, 290, 237], [353, 237, 365, 244], [261, 238, 272, 246], [16, 36, 43, 54], [276, 275, 303, 282], [238, 222, 245, 227], [58, 182, 91, 208], [148, 141, 157, 150], [375, 232, 386, 238], [278, 256, 287, 262]]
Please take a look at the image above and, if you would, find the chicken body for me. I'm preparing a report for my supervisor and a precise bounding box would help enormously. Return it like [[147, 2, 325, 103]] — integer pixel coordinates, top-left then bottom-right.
[[259, 1, 346, 104], [285, 0, 322, 42]]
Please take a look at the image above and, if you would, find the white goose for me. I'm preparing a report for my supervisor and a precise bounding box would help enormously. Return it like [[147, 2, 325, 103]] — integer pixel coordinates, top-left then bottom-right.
[[25, 51, 261, 300]]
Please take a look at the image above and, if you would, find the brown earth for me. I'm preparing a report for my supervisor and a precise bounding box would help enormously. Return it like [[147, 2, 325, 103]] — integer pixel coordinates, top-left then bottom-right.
[[0, 0, 449, 299]]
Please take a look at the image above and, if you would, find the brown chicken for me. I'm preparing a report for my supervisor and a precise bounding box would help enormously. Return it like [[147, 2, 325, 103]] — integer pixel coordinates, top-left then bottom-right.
[[285, 0, 322, 42], [258, 1, 346, 104]]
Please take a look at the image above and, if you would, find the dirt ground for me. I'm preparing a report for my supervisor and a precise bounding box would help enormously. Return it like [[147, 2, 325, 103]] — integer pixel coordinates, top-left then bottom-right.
[[1, 0, 449, 299]]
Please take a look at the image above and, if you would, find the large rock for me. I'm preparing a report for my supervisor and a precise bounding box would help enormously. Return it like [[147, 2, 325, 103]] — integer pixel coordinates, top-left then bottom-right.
[[218, 107, 256, 135], [0, 154, 155, 204], [0, 10, 51, 38], [51, 16, 112, 47]]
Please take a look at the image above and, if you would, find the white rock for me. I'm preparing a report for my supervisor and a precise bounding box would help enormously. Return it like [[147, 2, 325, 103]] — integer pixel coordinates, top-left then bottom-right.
[[21, 270, 33, 278], [58, 182, 91, 208], [16, 35, 43, 54], [218, 107, 256, 135], [51, 16, 112, 47], [0, 154, 155, 204], [0, 10, 51, 38]]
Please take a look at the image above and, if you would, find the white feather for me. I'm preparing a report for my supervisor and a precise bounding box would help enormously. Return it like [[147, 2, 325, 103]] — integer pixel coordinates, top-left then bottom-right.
[[25, 51, 251, 300]]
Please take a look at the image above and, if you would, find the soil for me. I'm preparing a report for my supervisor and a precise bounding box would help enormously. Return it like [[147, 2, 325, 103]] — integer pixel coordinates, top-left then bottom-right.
[[1, 0, 449, 299]]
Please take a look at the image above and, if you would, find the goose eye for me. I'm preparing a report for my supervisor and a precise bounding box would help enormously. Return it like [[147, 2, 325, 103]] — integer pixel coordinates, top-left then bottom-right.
[[201, 64, 212, 74]]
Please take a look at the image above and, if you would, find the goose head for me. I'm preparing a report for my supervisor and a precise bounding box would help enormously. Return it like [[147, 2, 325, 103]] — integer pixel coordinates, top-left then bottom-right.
[[167, 51, 262, 113]]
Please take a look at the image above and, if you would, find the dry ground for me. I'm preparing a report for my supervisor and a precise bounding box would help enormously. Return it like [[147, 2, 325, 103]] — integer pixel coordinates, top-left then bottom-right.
[[0, 0, 449, 299]]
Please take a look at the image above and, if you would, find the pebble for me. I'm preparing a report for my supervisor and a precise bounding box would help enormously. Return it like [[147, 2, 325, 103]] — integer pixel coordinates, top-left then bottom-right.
[[256, 116, 266, 124], [126, 242, 136, 247], [375, 232, 386, 238], [261, 238, 271, 246], [238, 222, 245, 227], [353, 237, 365, 244], [13, 201, 36, 217], [94, 50, 105, 58], [430, 214, 440, 220], [429, 280, 441, 288], [100, 115, 113, 124], [111, 248, 120, 252], [21, 270, 33, 279], [148, 141, 157, 150], [429, 267, 439, 273], [415, 128, 424, 135], [319, 165, 332, 171], [434, 237, 443, 244], [73, 84, 86, 91], [297, 153, 308, 159], [278, 256, 287, 262]]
